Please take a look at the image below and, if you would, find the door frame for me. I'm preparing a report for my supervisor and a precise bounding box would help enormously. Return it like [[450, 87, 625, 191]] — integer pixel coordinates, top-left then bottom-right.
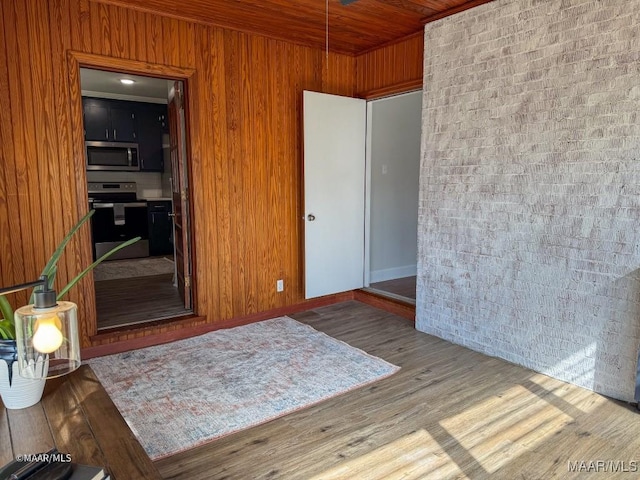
[[167, 81, 192, 310], [363, 89, 423, 295], [364, 102, 373, 288], [67, 51, 197, 337]]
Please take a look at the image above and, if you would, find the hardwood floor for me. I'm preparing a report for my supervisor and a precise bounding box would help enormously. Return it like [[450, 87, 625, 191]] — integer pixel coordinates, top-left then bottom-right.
[[153, 301, 640, 479], [95, 273, 190, 330], [370, 275, 417, 300], [2, 301, 639, 479]]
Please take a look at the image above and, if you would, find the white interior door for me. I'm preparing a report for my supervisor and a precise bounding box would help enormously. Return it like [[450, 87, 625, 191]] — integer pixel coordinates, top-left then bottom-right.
[[303, 90, 366, 299]]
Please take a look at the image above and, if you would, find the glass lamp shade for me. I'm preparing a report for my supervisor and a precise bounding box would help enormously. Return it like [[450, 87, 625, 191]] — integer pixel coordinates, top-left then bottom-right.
[[14, 301, 81, 379]]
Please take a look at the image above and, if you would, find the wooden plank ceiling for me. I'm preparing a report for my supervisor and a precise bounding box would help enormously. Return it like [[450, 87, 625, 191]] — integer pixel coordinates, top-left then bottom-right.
[[96, 0, 494, 55]]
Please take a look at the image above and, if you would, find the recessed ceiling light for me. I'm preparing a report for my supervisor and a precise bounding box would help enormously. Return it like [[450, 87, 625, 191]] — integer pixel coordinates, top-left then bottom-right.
[[120, 78, 135, 85]]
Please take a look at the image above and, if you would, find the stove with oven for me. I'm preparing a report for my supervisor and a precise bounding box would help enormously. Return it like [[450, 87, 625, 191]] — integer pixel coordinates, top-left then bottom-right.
[[88, 182, 149, 260]]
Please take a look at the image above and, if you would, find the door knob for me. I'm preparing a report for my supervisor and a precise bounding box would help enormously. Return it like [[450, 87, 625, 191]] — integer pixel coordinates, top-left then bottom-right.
[[307, 214, 316, 221], [168, 213, 177, 218]]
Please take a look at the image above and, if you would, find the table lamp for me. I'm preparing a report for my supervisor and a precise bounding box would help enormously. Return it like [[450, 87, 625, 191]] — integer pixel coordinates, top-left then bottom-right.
[[0, 275, 80, 379]]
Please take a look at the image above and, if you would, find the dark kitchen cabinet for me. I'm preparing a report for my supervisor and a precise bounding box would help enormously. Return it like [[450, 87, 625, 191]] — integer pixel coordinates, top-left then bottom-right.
[[83, 100, 110, 141], [148, 201, 173, 256], [109, 105, 137, 142], [82, 97, 137, 142], [136, 103, 167, 172]]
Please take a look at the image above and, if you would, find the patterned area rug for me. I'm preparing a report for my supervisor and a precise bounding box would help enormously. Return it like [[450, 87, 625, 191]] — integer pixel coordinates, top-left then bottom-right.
[[87, 317, 400, 460], [93, 256, 174, 281]]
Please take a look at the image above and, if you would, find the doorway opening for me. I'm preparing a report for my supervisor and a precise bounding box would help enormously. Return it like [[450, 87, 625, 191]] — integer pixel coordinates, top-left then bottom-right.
[[302, 90, 420, 303], [79, 67, 194, 330], [364, 90, 422, 304]]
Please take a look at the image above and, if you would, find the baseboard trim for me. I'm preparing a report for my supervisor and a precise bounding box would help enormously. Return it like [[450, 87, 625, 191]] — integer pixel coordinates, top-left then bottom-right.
[[81, 291, 354, 359], [354, 289, 415, 323]]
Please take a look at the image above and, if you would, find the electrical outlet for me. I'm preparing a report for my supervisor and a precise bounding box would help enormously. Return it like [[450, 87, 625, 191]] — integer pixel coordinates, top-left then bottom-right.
[[276, 279, 284, 292]]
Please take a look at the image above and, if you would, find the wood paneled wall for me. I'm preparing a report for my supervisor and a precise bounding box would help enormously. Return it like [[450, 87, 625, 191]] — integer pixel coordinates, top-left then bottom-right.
[[355, 31, 424, 98], [0, 0, 355, 347]]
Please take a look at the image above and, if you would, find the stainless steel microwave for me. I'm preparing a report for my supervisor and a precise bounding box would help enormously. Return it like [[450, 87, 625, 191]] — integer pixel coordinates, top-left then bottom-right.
[[86, 141, 139, 171]]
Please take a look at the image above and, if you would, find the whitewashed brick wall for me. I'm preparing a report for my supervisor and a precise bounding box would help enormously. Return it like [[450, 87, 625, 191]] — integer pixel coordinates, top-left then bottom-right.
[[417, 0, 640, 401]]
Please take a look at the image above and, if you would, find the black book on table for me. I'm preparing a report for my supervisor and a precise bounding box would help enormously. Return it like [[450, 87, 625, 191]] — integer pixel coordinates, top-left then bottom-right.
[[68, 464, 107, 480], [0, 461, 106, 480]]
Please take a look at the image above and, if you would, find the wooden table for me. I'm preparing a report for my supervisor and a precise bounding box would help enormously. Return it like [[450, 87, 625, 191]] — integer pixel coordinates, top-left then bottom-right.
[[0, 365, 161, 479]]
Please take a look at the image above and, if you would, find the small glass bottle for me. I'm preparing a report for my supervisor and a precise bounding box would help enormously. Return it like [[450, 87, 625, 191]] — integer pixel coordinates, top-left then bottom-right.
[[14, 291, 80, 379]]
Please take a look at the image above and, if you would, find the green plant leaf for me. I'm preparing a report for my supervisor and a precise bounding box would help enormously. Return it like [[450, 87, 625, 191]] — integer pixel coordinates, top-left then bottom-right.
[[1, 210, 137, 340], [29, 210, 95, 304], [56, 236, 142, 300], [40, 209, 95, 280], [0, 318, 15, 340], [47, 265, 58, 290], [0, 295, 14, 325]]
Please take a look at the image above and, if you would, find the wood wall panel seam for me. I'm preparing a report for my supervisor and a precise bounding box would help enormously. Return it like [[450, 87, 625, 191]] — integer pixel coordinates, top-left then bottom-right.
[[5, 0, 38, 295], [240, 35, 258, 315], [208, 27, 232, 318], [149, 12, 165, 65], [133, 10, 148, 62], [107, 4, 125, 59], [46, 0, 75, 294], [26, 0, 57, 282], [0, 0, 19, 289]]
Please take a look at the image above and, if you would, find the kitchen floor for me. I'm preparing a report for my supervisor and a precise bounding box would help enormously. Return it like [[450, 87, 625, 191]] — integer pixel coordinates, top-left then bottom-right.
[[95, 272, 190, 330]]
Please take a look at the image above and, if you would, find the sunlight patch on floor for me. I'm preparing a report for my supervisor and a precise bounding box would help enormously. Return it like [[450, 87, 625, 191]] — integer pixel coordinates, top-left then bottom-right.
[[439, 382, 576, 474], [310, 429, 466, 480], [310, 372, 611, 479], [527, 372, 608, 414]]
